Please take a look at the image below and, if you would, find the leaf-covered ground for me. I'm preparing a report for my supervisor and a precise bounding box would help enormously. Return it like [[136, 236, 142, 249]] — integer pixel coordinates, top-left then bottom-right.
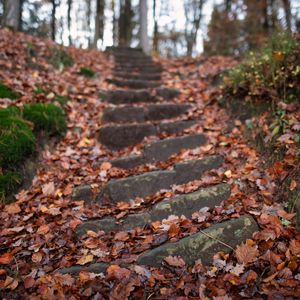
[[0, 28, 299, 299]]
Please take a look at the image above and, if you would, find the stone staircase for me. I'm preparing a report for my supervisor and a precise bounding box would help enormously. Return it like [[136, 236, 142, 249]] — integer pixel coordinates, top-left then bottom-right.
[[61, 47, 258, 274]]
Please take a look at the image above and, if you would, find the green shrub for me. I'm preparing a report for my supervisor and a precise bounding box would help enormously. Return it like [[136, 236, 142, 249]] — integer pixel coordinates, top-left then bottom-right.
[[225, 32, 300, 101], [48, 47, 73, 70], [23, 103, 66, 135], [0, 116, 36, 167], [0, 83, 20, 99], [0, 172, 22, 203], [79, 67, 96, 78]]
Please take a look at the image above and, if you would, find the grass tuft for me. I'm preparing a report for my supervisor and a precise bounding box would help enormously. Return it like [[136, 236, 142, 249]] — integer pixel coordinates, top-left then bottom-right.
[[79, 67, 96, 78], [0, 83, 20, 100], [0, 172, 22, 203]]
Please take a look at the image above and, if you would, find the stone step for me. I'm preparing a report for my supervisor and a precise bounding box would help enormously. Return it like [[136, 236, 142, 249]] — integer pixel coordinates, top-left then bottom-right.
[[99, 120, 196, 149], [115, 62, 160, 69], [102, 103, 191, 124], [100, 88, 180, 104], [76, 183, 231, 235], [111, 134, 206, 169], [106, 46, 143, 53], [114, 57, 154, 65], [106, 78, 161, 89], [60, 215, 258, 275], [137, 215, 258, 267], [113, 72, 161, 81], [114, 66, 163, 74], [98, 155, 223, 204]]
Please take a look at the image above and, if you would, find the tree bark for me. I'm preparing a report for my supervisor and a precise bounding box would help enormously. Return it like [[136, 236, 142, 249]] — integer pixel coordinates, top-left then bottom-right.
[[112, 0, 118, 46], [93, 0, 105, 48], [51, 0, 57, 41], [118, 0, 133, 46], [67, 0, 72, 45], [139, 0, 150, 53], [282, 0, 292, 32], [3, 0, 21, 30], [153, 0, 159, 53]]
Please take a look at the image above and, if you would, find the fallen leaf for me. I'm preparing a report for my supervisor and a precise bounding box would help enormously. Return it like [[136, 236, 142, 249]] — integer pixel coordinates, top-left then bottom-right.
[[42, 182, 55, 196], [77, 254, 93, 265], [168, 223, 180, 238], [164, 256, 186, 268], [4, 203, 21, 214], [235, 243, 259, 265], [0, 253, 13, 265], [36, 224, 50, 235]]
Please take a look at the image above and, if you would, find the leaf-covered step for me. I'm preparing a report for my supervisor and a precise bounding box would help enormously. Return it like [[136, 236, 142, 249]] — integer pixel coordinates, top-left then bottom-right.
[[99, 120, 196, 149], [102, 103, 191, 124], [106, 78, 161, 89], [114, 65, 163, 74], [111, 134, 206, 169], [137, 215, 258, 267], [98, 155, 223, 204], [114, 57, 154, 65], [113, 72, 161, 81], [76, 183, 231, 235], [100, 88, 180, 104], [60, 216, 258, 275]]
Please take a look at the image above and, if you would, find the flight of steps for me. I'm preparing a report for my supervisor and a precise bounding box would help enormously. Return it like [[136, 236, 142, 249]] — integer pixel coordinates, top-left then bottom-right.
[[61, 47, 258, 274]]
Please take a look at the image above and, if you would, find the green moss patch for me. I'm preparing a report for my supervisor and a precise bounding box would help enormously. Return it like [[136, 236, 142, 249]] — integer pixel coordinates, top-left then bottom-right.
[[0, 172, 22, 203], [23, 103, 66, 135], [79, 67, 96, 78], [48, 47, 73, 70], [0, 83, 20, 100], [0, 116, 36, 168]]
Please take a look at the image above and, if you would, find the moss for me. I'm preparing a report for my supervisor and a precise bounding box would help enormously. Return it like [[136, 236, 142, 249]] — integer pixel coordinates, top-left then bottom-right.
[[54, 95, 69, 107], [0, 83, 20, 100], [79, 67, 96, 78], [0, 106, 21, 118], [0, 172, 22, 203], [0, 116, 36, 168], [48, 47, 73, 70], [23, 103, 66, 135]]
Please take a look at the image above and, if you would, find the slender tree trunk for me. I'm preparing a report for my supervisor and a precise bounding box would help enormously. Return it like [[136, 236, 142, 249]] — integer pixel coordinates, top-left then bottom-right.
[[93, 0, 105, 48], [153, 0, 159, 53], [282, 0, 292, 32], [51, 0, 57, 41], [67, 0, 72, 45], [112, 0, 118, 46], [139, 0, 150, 53], [86, 0, 92, 48], [3, 0, 21, 30]]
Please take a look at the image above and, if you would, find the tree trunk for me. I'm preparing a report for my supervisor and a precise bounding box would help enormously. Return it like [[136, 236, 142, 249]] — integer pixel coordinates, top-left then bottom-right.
[[3, 0, 21, 30], [139, 0, 150, 53], [282, 0, 292, 32], [93, 0, 105, 49], [112, 0, 118, 46], [153, 0, 159, 53], [51, 0, 57, 41], [67, 0, 72, 45], [118, 0, 133, 46]]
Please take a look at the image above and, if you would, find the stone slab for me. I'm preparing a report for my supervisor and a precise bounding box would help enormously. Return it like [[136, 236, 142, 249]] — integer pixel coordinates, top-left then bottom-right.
[[114, 66, 163, 74], [137, 215, 259, 266], [107, 78, 161, 89], [97, 155, 223, 204], [72, 185, 93, 202], [76, 183, 230, 235], [99, 123, 157, 149], [101, 104, 191, 124], [111, 154, 146, 169], [158, 120, 196, 134], [113, 72, 161, 81]]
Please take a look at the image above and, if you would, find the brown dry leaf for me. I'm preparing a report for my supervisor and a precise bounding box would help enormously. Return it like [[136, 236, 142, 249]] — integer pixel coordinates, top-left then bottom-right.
[[4, 203, 21, 214], [290, 180, 297, 191], [289, 239, 300, 256], [100, 161, 112, 171], [106, 265, 131, 281], [164, 256, 186, 268], [235, 243, 259, 265], [2, 276, 18, 290], [114, 231, 129, 241], [0, 253, 13, 265], [36, 224, 50, 235], [42, 182, 55, 196], [32, 252, 43, 263], [77, 254, 94, 265], [168, 223, 180, 238]]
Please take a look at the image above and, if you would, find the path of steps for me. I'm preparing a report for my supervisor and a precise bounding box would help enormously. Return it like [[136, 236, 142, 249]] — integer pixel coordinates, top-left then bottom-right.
[[62, 47, 258, 275]]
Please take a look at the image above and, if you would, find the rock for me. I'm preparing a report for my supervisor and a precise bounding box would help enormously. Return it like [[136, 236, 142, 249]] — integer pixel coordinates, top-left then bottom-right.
[[137, 215, 259, 267], [99, 123, 156, 149], [59, 262, 109, 275], [100, 88, 180, 104], [101, 104, 191, 124], [102, 106, 145, 124], [76, 183, 230, 235], [158, 120, 196, 134], [97, 156, 223, 204], [99, 120, 196, 149], [107, 78, 160, 89], [143, 134, 206, 162], [111, 154, 146, 169], [72, 185, 93, 202]]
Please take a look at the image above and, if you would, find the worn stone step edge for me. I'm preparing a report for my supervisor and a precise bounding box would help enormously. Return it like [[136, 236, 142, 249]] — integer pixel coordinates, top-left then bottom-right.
[[99, 120, 197, 150], [97, 155, 223, 204], [99, 88, 180, 104], [111, 134, 206, 169], [59, 215, 258, 275], [113, 72, 161, 81], [76, 183, 231, 236], [102, 103, 191, 124], [106, 78, 161, 88]]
